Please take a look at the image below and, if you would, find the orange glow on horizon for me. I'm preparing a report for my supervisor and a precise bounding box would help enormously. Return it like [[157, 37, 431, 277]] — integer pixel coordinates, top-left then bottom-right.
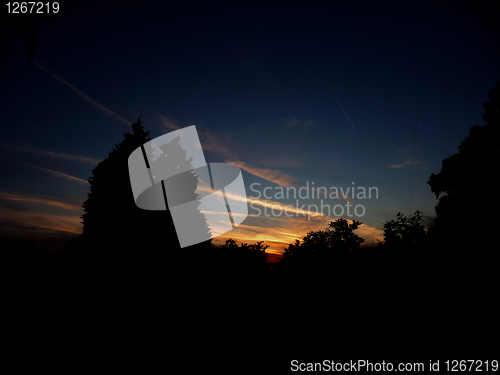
[[0, 207, 83, 235]]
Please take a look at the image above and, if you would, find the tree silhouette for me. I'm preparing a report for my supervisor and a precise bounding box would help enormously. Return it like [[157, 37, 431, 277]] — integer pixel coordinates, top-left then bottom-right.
[[274, 218, 366, 284], [64, 117, 216, 290], [382, 211, 426, 251], [68, 118, 179, 271], [428, 81, 499, 250], [280, 218, 365, 269], [206, 239, 269, 280], [327, 218, 364, 251]]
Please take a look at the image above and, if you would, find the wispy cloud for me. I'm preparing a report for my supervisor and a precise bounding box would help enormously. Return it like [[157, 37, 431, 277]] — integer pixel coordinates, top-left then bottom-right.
[[0, 191, 82, 211], [198, 130, 236, 159], [0, 207, 82, 235], [217, 174, 382, 253], [199, 129, 304, 169], [196, 187, 324, 219], [214, 214, 383, 255], [311, 186, 352, 204], [158, 115, 180, 132], [215, 220, 305, 250], [221, 188, 326, 218], [0, 143, 100, 165], [34, 62, 130, 126], [20, 162, 88, 184], [230, 160, 297, 187], [285, 118, 314, 127], [388, 160, 421, 169], [198, 129, 299, 186], [251, 155, 304, 168]]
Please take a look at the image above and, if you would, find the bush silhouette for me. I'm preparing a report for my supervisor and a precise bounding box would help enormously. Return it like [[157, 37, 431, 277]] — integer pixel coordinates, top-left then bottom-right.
[[278, 218, 365, 278], [282, 218, 364, 259], [381, 211, 426, 251], [205, 239, 269, 279]]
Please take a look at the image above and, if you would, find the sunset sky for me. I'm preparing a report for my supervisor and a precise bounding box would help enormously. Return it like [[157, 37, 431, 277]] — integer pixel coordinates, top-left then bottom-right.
[[1, 1, 498, 257]]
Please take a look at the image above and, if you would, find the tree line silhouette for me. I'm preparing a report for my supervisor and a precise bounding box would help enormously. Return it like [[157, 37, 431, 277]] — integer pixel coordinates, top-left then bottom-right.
[[4, 81, 499, 296]]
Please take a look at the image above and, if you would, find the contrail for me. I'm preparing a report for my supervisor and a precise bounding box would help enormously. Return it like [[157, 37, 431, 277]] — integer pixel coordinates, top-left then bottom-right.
[[0, 142, 100, 165], [326, 83, 356, 130], [409, 107, 418, 213], [34, 62, 131, 127], [21, 161, 89, 184]]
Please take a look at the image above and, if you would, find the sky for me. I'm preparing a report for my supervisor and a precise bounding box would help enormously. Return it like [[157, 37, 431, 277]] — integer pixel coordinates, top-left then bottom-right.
[[1, 1, 499, 257]]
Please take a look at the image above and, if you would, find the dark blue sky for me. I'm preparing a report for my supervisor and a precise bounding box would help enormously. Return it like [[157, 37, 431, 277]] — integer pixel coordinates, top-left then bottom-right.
[[1, 1, 498, 253]]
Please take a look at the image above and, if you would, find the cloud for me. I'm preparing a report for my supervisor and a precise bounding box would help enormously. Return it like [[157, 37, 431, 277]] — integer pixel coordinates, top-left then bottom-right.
[[34, 62, 130, 126], [215, 221, 304, 248], [388, 160, 422, 169], [213, 214, 383, 255], [194, 128, 300, 186], [206, 183, 382, 254], [158, 115, 180, 132], [251, 155, 304, 168], [0, 143, 100, 165], [356, 224, 384, 245], [230, 160, 297, 187], [0, 191, 82, 211], [285, 118, 301, 126], [285, 118, 314, 127], [0, 207, 82, 235], [198, 130, 236, 159], [196, 186, 325, 220], [20, 162, 88, 184], [29, 149, 99, 165], [199, 129, 305, 169], [245, 196, 327, 218], [309, 186, 352, 204]]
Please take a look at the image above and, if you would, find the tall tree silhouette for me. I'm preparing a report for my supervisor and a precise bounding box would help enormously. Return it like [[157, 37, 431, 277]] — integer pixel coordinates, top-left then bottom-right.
[[428, 82, 500, 251], [78, 118, 179, 267]]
